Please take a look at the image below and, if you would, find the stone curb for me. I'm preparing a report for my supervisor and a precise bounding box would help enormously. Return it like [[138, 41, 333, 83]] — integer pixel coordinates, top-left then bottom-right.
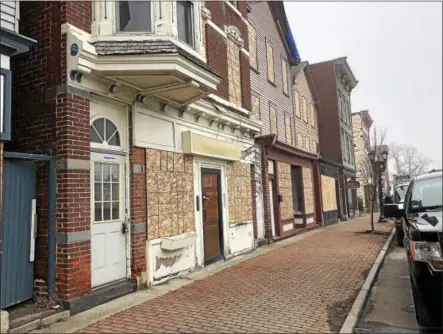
[[339, 226, 396, 334], [31, 218, 366, 334]]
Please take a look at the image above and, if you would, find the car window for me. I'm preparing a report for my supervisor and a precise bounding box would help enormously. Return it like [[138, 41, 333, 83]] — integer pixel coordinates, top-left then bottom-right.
[[410, 176, 443, 211], [394, 185, 408, 203]]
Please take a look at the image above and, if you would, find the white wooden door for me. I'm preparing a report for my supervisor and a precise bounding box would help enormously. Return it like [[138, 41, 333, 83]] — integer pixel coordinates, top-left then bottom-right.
[[269, 180, 276, 237], [91, 152, 127, 287]]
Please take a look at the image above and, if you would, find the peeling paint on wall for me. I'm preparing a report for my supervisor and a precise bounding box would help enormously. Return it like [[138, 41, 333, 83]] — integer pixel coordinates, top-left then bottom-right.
[[155, 254, 183, 270]]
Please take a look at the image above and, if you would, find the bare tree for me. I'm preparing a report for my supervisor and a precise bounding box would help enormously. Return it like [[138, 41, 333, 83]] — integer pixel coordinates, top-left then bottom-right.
[[389, 143, 432, 178], [368, 127, 388, 232]]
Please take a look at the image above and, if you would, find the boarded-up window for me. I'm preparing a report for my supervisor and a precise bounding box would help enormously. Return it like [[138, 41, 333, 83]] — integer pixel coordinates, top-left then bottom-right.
[[281, 57, 288, 95], [285, 114, 292, 145], [302, 98, 308, 123], [248, 23, 257, 70], [251, 93, 260, 120], [310, 104, 316, 127], [296, 133, 302, 148], [269, 103, 277, 134], [227, 39, 242, 107], [294, 90, 301, 118], [266, 38, 275, 83], [310, 139, 315, 153]]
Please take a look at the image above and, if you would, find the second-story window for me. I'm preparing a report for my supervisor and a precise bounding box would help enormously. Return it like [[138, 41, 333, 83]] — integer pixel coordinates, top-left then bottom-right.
[[177, 1, 194, 47], [227, 39, 242, 107], [248, 23, 258, 71], [302, 98, 308, 123], [265, 38, 275, 84], [117, 1, 152, 32], [285, 114, 292, 145], [294, 90, 301, 118], [269, 103, 278, 134], [281, 57, 288, 95], [251, 93, 260, 120], [310, 104, 316, 128]]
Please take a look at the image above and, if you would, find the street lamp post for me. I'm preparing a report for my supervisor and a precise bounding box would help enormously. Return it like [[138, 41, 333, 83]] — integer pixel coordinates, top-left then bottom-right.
[[368, 148, 389, 223]]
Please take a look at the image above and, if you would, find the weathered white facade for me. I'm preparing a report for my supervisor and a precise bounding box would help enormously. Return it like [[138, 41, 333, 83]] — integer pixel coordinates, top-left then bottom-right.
[[63, 0, 261, 287]]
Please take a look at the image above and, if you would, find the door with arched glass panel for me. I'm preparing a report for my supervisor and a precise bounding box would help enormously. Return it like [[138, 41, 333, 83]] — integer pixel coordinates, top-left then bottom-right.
[[90, 117, 127, 287]]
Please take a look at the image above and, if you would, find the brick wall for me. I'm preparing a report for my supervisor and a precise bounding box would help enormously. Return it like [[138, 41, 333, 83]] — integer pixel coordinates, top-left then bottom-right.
[[146, 149, 195, 241], [9, 1, 93, 301], [293, 69, 319, 154], [310, 62, 342, 164], [205, 1, 251, 111], [249, 2, 293, 140]]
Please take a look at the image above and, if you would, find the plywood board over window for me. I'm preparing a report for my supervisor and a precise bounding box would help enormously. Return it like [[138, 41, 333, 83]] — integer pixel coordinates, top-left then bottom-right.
[[294, 90, 301, 118], [248, 22, 257, 70], [251, 92, 260, 120], [321, 175, 337, 211], [302, 98, 308, 123], [281, 57, 288, 95], [284, 113, 292, 145], [227, 38, 242, 108], [265, 38, 275, 84], [296, 133, 302, 148], [277, 162, 294, 220], [310, 104, 316, 127], [269, 103, 278, 134]]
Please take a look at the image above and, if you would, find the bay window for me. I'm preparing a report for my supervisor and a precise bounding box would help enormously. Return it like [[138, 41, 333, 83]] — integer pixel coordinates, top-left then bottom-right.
[[177, 1, 194, 47], [116, 1, 152, 32]]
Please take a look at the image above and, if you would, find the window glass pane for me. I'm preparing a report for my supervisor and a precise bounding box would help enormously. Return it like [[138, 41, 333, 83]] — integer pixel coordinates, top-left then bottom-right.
[[111, 165, 119, 182], [103, 165, 111, 182], [107, 131, 120, 146], [117, 1, 151, 32], [95, 202, 102, 222], [91, 127, 102, 143], [103, 183, 111, 201], [112, 183, 119, 201], [105, 119, 117, 142], [103, 202, 111, 221], [94, 183, 102, 201], [112, 203, 120, 220], [177, 1, 193, 46], [92, 118, 105, 140], [94, 163, 102, 181]]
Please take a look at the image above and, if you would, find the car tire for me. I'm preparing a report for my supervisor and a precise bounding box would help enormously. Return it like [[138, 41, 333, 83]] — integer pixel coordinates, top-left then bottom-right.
[[396, 233, 404, 247], [410, 276, 436, 327]]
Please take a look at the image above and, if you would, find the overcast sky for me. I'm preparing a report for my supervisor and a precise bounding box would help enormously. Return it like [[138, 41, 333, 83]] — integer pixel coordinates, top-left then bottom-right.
[[285, 1, 442, 169]]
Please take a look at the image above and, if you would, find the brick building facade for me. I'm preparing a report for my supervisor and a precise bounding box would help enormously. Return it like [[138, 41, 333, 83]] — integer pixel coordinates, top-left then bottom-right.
[[311, 58, 359, 223], [1, 0, 263, 314]]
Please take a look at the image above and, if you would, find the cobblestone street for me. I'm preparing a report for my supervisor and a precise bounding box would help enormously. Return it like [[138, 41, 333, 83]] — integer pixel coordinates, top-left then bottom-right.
[[80, 218, 393, 334]]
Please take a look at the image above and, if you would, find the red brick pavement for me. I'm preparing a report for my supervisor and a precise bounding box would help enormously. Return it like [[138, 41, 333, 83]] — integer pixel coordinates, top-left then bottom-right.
[[80, 218, 393, 334]]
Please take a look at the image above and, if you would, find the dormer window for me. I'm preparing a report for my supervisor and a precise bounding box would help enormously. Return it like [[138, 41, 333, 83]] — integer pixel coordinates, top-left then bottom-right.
[[116, 1, 152, 32], [177, 1, 194, 47]]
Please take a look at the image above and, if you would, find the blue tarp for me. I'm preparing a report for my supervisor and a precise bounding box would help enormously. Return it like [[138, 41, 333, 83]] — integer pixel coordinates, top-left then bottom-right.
[[286, 28, 301, 64]]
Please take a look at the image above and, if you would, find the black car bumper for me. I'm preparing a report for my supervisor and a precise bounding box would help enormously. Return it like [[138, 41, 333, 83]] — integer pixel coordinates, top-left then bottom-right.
[[410, 261, 443, 321]]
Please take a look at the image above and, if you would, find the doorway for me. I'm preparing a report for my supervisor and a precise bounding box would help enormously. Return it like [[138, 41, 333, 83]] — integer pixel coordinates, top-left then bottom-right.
[[201, 168, 224, 265], [91, 152, 127, 287], [268, 180, 276, 237], [0, 159, 37, 308]]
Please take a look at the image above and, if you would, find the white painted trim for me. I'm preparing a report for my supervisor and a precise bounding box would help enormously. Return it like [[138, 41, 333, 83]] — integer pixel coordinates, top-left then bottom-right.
[[207, 93, 251, 116], [207, 20, 226, 38], [0, 54, 10, 70], [193, 158, 229, 267], [134, 104, 256, 148]]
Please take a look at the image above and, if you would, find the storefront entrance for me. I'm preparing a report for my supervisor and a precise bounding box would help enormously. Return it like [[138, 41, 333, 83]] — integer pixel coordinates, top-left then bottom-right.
[[201, 168, 224, 265]]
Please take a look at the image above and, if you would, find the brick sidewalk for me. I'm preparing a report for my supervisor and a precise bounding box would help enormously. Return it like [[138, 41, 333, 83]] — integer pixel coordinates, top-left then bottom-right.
[[80, 218, 393, 334]]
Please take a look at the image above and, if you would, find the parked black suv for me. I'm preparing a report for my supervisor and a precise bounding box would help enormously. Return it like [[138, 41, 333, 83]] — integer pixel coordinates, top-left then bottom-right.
[[384, 170, 442, 328], [392, 182, 410, 246]]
